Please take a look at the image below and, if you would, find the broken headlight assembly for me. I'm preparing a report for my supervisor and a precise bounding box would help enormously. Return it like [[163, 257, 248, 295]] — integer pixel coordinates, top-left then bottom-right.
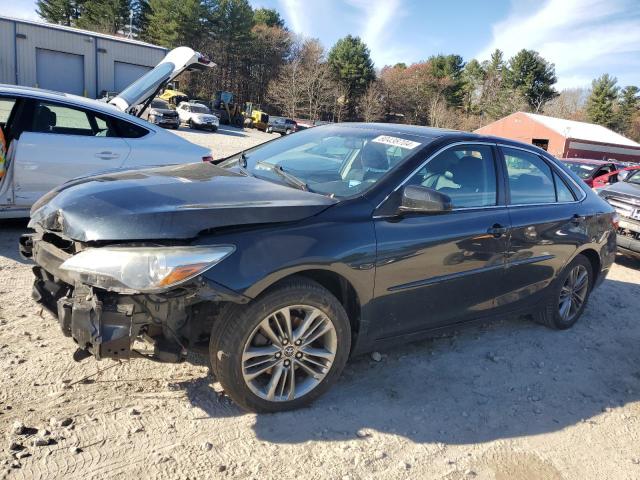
[[60, 245, 235, 293]]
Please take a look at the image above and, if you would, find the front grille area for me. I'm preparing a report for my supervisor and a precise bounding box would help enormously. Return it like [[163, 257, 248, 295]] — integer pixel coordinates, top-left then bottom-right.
[[41, 232, 76, 254]]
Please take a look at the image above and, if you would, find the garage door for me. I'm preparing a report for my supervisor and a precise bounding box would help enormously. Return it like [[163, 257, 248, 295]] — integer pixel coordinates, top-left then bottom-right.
[[114, 62, 152, 92], [36, 49, 84, 96]]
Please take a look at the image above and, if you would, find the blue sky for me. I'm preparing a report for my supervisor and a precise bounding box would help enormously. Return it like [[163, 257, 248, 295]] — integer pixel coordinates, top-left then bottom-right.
[[4, 0, 640, 90]]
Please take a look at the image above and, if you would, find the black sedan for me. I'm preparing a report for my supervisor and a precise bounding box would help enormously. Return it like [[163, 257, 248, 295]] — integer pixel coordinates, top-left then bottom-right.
[[21, 124, 617, 412]]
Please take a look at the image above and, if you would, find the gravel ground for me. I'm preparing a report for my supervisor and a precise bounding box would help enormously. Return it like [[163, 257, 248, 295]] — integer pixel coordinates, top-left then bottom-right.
[[172, 125, 278, 160], [1, 128, 640, 479]]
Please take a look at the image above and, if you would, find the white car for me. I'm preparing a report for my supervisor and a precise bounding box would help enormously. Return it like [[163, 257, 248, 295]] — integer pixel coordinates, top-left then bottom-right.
[[176, 102, 219, 131], [0, 47, 215, 218]]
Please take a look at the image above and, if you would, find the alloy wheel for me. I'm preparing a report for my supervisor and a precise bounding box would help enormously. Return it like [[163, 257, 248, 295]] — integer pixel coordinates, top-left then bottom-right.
[[241, 305, 337, 402], [558, 264, 589, 323]]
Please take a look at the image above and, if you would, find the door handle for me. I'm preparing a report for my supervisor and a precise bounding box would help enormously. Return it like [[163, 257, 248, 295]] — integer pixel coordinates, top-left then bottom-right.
[[571, 214, 586, 225], [487, 224, 508, 238], [95, 151, 119, 160]]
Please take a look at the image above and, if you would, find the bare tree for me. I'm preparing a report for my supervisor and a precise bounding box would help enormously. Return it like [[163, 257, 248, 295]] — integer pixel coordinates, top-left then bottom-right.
[[267, 59, 304, 118], [543, 87, 590, 120], [358, 81, 384, 122]]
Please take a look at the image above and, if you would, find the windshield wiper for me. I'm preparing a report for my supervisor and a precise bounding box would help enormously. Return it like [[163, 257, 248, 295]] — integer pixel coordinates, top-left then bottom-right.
[[255, 161, 309, 191]]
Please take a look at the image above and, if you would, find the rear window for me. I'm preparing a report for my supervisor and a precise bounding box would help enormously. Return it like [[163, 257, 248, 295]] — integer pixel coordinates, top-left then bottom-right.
[[504, 147, 556, 204]]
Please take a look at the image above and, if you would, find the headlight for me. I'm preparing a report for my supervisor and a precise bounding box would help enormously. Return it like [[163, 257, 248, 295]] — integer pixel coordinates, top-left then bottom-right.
[[149, 109, 163, 117], [60, 245, 234, 293]]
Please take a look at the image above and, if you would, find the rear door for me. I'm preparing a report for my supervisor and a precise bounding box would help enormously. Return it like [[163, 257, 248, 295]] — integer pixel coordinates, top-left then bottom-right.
[[12, 100, 130, 206], [498, 145, 587, 310], [371, 142, 511, 338]]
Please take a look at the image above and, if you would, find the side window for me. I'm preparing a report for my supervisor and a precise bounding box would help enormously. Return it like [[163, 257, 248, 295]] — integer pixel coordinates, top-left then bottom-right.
[[111, 118, 148, 139], [554, 172, 575, 202], [0, 97, 17, 126], [29, 102, 109, 137], [503, 147, 556, 205], [406, 144, 497, 208]]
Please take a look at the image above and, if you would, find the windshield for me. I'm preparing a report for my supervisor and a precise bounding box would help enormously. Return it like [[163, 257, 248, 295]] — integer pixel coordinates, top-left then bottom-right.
[[151, 99, 169, 109], [562, 161, 598, 179], [117, 62, 175, 107], [190, 104, 210, 114], [627, 169, 640, 185], [219, 126, 428, 197]]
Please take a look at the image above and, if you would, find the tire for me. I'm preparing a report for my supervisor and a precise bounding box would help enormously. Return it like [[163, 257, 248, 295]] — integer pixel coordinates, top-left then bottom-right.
[[266, 127, 273, 134], [209, 277, 351, 413], [188, 119, 194, 129], [210, 125, 217, 132], [535, 254, 593, 330], [285, 128, 292, 135]]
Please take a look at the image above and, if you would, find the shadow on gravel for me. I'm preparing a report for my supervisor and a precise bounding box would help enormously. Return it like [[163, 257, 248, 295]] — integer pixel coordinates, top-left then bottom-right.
[[0, 219, 30, 264], [176, 125, 249, 138], [181, 276, 640, 446]]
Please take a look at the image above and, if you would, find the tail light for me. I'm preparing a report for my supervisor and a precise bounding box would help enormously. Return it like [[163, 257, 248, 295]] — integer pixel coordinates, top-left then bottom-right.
[[202, 155, 213, 163], [612, 212, 620, 230], [198, 55, 212, 65]]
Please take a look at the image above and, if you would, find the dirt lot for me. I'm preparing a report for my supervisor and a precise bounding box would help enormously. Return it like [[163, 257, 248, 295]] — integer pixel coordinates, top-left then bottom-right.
[[2, 127, 640, 479]]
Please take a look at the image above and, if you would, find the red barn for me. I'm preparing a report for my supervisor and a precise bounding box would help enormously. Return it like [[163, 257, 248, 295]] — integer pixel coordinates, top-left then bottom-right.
[[475, 112, 640, 163]]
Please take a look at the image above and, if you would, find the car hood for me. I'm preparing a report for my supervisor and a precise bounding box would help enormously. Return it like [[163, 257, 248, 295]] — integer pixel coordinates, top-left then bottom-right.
[[29, 163, 337, 242], [600, 180, 640, 200]]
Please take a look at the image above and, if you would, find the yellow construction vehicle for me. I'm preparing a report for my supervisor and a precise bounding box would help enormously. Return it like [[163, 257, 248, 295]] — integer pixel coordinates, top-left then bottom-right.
[[159, 88, 189, 108], [243, 102, 269, 132]]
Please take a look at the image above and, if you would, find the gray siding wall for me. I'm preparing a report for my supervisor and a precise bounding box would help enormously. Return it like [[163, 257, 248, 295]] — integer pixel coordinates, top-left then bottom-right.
[[0, 19, 16, 84], [15, 21, 96, 97], [96, 38, 165, 94], [0, 17, 167, 98]]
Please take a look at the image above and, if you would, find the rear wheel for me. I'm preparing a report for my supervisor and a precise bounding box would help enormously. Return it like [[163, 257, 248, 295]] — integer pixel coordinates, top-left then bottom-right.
[[188, 119, 195, 129], [536, 255, 593, 329], [210, 278, 351, 412], [285, 128, 292, 135]]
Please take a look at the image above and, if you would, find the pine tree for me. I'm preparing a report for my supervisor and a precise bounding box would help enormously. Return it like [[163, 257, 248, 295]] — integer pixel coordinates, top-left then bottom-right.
[[504, 49, 557, 112], [327, 35, 375, 118], [253, 8, 284, 28], [144, 0, 211, 48], [36, 0, 83, 26], [76, 0, 131, 34], [586, 74, 620, 129], [616, 85, 640, 136]]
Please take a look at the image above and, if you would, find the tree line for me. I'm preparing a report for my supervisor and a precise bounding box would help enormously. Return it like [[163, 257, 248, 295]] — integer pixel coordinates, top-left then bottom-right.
[[36, 0, 640, 140]]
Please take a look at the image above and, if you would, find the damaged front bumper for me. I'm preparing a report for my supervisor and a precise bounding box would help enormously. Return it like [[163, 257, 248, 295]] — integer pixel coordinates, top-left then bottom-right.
[[21, 231, 249, 362]]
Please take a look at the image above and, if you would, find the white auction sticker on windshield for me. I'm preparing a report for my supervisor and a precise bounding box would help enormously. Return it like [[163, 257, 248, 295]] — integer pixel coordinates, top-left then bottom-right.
[[372, 135, 421, 150]]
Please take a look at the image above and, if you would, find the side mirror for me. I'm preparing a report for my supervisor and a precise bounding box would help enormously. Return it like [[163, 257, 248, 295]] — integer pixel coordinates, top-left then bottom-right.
[[398, 185, 453, 214]]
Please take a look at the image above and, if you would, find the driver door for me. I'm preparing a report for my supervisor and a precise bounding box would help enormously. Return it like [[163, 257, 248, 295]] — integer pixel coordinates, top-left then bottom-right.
[[370, 143, 510, 339]]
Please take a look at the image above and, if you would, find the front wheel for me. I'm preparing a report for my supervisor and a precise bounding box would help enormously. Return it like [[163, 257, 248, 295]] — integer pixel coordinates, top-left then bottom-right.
[[210, 277, 351, 412], [536, 254, 593, 329], [188, 119, 195, 129]]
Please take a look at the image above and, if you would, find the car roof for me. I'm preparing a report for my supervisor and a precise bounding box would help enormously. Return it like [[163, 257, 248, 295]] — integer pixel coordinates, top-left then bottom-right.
[[559, 158, 610, 165], [0, 84, 154, 128]]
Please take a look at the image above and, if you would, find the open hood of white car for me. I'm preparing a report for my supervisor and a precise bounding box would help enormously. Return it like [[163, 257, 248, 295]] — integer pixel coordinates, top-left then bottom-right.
[[109, 47, 214, 112]]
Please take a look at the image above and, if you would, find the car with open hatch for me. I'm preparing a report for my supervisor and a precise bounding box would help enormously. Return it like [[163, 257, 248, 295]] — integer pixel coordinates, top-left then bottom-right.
[[0, 47, 214, 218], [20, 123, 617, 412]]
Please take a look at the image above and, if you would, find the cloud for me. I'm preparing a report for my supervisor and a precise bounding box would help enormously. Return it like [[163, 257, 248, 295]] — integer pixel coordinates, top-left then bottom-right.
[[346, 0, 419, 68], [278, 0, 309, 34], [477, 0, 640, 89]]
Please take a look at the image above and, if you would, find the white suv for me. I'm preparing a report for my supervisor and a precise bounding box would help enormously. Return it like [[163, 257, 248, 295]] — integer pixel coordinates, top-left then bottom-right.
[[176, 102, 219, 131]]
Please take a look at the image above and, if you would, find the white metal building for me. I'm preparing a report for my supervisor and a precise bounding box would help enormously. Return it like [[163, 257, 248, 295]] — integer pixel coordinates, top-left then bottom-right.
[[0, 16, 167, 99]]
